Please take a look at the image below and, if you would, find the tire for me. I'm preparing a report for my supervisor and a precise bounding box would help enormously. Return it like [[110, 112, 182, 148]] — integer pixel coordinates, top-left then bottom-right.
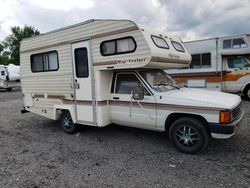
[[60, 111, 77, 134], [169, 117, 208, 154], [244, 85, 250, 101]]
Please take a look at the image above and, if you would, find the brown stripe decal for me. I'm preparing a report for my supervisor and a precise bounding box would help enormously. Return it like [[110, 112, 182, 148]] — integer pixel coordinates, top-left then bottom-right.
[[151, 57, 190, 65], [32, 96, 225, 111], [48, 95, 65, 99], [171, 72, 250, 83], [91, 26, 138, 39], [93, 61, 118, 67], [109, 100, 225, 111]]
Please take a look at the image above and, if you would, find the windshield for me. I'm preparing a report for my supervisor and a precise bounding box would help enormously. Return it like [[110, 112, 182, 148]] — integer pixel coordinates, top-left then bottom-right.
[[139, 70, 180, 92], [243, 55, 250, 65], [228, 56, 250, 68]]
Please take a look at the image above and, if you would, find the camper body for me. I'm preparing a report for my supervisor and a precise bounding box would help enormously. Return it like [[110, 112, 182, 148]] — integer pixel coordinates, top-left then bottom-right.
[[20, 20, 244, 153], [0, 64, 20, 91], [167, 34, 250, 100]]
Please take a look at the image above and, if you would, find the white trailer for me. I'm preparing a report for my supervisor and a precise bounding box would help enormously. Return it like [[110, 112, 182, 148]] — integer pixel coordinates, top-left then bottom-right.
[[20, 19, 244, 154], [166, 34, 250, 100], [0, 64, 20, 91]]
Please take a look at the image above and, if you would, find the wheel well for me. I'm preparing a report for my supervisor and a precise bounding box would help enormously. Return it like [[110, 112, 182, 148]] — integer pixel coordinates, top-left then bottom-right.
[[56, 109, 69, 120], [165, 113, 209, 132]]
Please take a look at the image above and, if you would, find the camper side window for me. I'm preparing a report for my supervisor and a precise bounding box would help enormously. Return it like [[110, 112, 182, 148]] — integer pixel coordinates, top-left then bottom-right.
[[223, 38, 247, 49], [1, 71, 5, 76], [190, 53, 211, 69], [100, 37, 136, 56], [31, 51, 58, 72]]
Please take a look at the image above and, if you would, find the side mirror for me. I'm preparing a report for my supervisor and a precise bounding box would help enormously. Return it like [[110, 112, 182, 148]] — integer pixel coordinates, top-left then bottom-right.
[[132, 86, 144, 100]]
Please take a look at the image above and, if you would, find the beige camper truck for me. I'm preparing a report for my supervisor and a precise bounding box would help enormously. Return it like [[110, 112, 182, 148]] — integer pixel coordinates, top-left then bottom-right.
[[20, 20, 243, 154]]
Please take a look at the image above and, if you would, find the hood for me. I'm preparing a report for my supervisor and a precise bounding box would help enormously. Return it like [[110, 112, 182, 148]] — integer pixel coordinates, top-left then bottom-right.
[[158, 87, 241, 110]]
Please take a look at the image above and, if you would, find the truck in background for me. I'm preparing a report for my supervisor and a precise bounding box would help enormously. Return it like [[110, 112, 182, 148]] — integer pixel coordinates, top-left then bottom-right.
[[20, 19, 244, 154], [166, 33, 250, 100], [0, 64, 20, 91]]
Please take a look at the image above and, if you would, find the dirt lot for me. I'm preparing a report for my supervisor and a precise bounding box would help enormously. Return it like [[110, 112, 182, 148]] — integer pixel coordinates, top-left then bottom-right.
[[0, 90, 249, 188]]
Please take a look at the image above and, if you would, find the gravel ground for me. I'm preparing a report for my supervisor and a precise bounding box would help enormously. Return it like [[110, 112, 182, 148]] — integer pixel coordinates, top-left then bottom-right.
[[0, 90, 249, 188]]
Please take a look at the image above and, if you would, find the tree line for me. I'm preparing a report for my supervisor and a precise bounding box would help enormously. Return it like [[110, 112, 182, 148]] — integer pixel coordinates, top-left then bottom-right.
[[0, 25, 40, 65]]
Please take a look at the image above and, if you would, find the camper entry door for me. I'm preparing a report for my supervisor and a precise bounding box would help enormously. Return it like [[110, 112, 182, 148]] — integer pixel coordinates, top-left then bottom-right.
[[72, 41, 94, 125]]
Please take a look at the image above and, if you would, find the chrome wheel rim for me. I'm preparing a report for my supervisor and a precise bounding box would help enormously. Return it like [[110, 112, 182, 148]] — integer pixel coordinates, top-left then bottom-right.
[[62, 114, 73, 130], [175, 125, 199, 147], [247, 89, 250, 98]]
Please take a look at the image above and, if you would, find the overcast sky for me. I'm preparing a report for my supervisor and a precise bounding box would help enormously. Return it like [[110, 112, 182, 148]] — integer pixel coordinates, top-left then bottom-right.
[[0, 0, 250, 42]]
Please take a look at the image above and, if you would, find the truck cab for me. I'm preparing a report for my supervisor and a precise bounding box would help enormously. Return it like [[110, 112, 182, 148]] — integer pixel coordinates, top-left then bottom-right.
[[108, 69, 243, 153], [222, 55, 250, 99]]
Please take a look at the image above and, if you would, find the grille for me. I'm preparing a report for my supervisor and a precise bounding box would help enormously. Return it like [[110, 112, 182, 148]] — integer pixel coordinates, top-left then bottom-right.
[[231, 103, 242, 121]]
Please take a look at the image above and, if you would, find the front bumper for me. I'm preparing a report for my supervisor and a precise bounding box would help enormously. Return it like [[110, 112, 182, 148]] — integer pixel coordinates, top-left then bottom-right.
[[208, 110, 244, 139]]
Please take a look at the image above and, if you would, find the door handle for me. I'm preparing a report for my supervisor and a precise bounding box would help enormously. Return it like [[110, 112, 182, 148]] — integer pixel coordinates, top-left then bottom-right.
[[113, 97, 120, 100], [74, 82, 80, 89]]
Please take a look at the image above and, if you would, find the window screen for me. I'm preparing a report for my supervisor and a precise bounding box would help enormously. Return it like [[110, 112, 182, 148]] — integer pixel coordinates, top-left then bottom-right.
[[232, 38, 247, 48], [201, 53, 211, 68], [190, 54, 201, 68], [171, 41, 185, 52], [100, 37, 136, 56], [223, 40, 232, 49], [101, 41, 115, 55], [117, 38, 136, 53], [190, 53, 211, 69], [31, 51, 58, 72], [223, 38, 247, 49], [74, 48, 89, 78], [151, 36, 169, 49]]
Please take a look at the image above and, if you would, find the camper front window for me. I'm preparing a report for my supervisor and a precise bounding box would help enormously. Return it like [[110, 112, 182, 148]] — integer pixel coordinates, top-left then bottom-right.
[[151, 36, 169, 49], [171, 41, 185, 52], [140, 70, 179, 92]]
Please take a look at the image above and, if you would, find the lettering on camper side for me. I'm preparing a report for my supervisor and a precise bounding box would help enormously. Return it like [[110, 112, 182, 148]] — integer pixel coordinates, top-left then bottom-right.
[[116, 57, 147, 64], [169, 53, 180, 59]]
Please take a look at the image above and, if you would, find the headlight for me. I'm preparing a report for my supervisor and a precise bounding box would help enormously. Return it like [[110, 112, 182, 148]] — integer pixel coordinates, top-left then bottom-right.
[[219, 110, 231, 124]]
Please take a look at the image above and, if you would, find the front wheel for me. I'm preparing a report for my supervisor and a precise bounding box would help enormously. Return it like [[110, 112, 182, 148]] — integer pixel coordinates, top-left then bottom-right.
[[60, 111, 77, 134], [244, 86, 250, 101], [169, 117, 208, 154]]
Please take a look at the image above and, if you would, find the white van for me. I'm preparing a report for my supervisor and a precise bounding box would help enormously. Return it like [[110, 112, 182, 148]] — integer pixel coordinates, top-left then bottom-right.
[[20, 19, 244, 153], [167, 34, 250, 100], [0, 64, 20, 91]]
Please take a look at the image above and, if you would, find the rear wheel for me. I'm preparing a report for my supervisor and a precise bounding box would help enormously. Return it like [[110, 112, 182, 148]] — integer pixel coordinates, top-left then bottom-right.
[[60, 111, 77, 134], [169, 117, 208, 154]]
